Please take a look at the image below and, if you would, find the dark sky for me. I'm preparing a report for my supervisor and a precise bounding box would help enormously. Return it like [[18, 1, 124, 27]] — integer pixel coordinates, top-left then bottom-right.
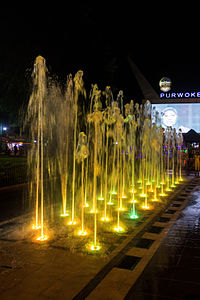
[[0, 2, 200, 120]]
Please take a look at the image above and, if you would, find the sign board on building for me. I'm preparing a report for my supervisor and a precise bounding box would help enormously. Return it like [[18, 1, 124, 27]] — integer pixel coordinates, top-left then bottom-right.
[[160, 91, 200, 99]]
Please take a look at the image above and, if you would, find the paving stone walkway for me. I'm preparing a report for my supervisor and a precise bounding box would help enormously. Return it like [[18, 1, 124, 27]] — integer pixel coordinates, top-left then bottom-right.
[[125, 179, 200, 299], [0, 178, 198, 299]]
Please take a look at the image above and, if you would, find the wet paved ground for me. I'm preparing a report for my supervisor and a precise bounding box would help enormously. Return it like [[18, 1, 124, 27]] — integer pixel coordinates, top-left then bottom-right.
[[1, 178, 200, 299], [125, 180, 200, 299]]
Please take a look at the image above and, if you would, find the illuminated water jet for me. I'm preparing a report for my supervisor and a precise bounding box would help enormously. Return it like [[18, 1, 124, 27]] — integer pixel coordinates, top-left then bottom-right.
[[25, 57, 183, 251]]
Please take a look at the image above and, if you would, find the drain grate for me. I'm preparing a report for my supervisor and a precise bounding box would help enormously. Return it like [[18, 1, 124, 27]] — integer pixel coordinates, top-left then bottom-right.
[[148, 226, 163, 234], [176, 198, 185, 202], [0, 265, 12, 269], [135, 238, 154, 249], [171, 203, 181, 207], [180, 193, 188, 197], [158, 217, 170, 223], [0, 222, 16, 229], [165, 209, 176, 214], [0, 238, 17, 242], [116, 255, 141, 270], [134, 221, 143, 227]]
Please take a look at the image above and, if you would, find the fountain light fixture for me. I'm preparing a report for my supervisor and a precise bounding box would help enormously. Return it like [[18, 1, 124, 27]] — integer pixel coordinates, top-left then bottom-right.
[[140, 193, 147, 197], [91, 244, 100, 251], [118, 207, 125, 211], [130, 214, 138, 219], [36, 235, 48, 241], [114, 226, 124, 232], [32, 224, 41, 230], [152, 198, 159, 202], [68, 220, 77, 225], [111, 191, 117, 195], [90, 209, 98, 214], [142, 205, 150, 210], [107, 201, 114, 205], [130, 199, 137, 203], [101, 217, 110, 222], [60, 213, 69, 217], [78, 230, 87, 236]]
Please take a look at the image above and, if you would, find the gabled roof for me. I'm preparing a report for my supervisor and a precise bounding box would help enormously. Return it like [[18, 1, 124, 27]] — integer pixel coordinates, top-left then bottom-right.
[[183, 129, 200, 143], [128, 57, 159, 100]]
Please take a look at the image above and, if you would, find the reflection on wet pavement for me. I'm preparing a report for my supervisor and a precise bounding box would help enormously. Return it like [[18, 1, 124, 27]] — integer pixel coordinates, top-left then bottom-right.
[[126, 181, 200, 300]]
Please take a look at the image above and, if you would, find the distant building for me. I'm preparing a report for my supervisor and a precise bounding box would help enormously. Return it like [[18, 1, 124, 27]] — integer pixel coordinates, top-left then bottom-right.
[[128, 58, 200, 133]]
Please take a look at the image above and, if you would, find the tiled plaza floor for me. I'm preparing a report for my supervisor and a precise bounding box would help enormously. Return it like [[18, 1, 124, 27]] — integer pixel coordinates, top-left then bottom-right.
[[1, 178, 200, 299], [125, 182, 200, 299]]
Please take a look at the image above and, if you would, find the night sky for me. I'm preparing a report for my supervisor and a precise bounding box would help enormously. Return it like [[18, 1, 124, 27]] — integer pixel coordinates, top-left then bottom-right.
[[0, 3, 199, 123]]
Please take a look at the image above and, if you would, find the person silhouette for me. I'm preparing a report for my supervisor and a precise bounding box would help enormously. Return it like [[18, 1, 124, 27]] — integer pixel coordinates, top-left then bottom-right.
[[14, 144, 18, 156]]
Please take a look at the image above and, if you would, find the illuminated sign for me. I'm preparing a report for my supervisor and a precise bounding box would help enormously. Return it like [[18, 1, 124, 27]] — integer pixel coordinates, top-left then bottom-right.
[[159, 77, 171, 92], [152, 103, 200, 133], [160, 91, 200, 99], [161, 107, 177, 127]]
